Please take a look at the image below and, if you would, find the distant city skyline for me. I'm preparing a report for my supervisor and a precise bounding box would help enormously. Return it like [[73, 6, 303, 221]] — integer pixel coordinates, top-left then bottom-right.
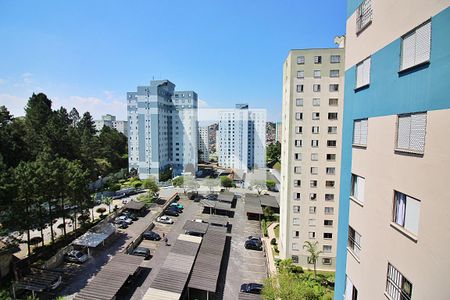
[[0, 0, 346, 122]]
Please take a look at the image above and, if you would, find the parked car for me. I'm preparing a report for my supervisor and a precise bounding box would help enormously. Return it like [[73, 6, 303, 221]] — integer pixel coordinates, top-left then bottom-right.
[[143, 231, 161, 241], [164, 209, 179, 217], [156, 216, 174, 224], [131, 247, 151, 259], [206, 194, 218, 200], [240, 283, 263, 294], [114, 219, 129, 229], [170, 202, 184, 209], [123, 211, 139, 221], [113, 193, 126, 200], [117, 215, 133, 224], [247, 235, 262, 242], [48, 275, 62, 290], [245, 239, 263, 251], [192, 219, 205, 223], [65, 250, 89, 264]]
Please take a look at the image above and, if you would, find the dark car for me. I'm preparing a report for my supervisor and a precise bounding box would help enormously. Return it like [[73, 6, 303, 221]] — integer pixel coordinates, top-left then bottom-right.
[[123, 211, 139, 221], [131, 247, 151, 259], [168, 205, 183, 213], [164, 208, 179, 217], [112, 193, 126, 200], [247, 235, 262, 242], [115, 219, 129, 229], [240, 283, 263, 294], [143, 231, 161, 241], [206, 194, 218, 200], [245, 240, 262, 251]]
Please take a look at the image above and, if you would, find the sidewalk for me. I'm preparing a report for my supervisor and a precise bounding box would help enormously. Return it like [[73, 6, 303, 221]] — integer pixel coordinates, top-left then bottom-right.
[[263, 222, 279, 276]]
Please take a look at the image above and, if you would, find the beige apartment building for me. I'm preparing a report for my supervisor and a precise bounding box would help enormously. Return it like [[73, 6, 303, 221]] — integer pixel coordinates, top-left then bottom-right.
[[335, 1, 450, 299], [279, 46, 345, 271]]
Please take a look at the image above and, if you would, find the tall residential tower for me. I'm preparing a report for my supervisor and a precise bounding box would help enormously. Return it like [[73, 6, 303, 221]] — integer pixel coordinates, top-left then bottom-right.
[[280, 47, 345, 271]]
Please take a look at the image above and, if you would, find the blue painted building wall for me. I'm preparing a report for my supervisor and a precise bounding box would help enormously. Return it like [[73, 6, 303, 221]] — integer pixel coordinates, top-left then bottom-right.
[[335, 6, 450, 298]]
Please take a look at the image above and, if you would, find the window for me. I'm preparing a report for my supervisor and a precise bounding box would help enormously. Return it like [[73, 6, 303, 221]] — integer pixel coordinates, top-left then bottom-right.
[[309, 206, 317, 214], [345, 276, 359, 300], [293, 192, 301, 200], [326, 181, 335, 188], [293, 205, 300, 213], [311, 140, 319, 147], [293, 218, 300, 225], [310, 167, 318, 175], [331, 54, 341, 62], [295, 126, 303, 134], [292, 255, 299, 263], [295, 112, 303, 120], [351, 174, 365, 202], [308, 219, 316, 227], [325, 194, 334, 201], [324, 233, 333, 239], [356, 0, 372, 33], [312, 126, 319, 134], [326, 167, 335, 175], [314, 56, 322, 64], [325, 207, 334, 215], [297, 84, 304, 92], [386, 264, 413, 300], [294, 167, 301, 174], [330, 69, 339, 77], [353, 119, 368, 146], [310, 180, 318, 188], [326, 154, 336, 161], [329, 84, 339, 92], [348, 226, 361, 259], [294, 153, 302, 160], [292, 243, 299, 251], [296, 98, 303, 106], [313, 84, 321, 92], [293, 231, 300, 238], [327, 140, 337, 147], [328, 113, 338, 120], [312, 98, 320, 106], [311, 153, 318, 161], [356, 57, 371, 88], [329, 98, 338, 106], [324, 220, 333, 227], [297, 56, 305, 64], [313, 70, 321, 78], [393, 191, 421, 235], [308, 232, 316, 239], [297, 70, 304, 78], [328, 126, 337, 134], [396, 113, 427, 153], [295, 140, 302, 147], [323, 245, 332, 253], [294, 180, 301, 187], [312, 112, 320, 120], [310, 193, 317, 201], [401, 21, 431, 71]]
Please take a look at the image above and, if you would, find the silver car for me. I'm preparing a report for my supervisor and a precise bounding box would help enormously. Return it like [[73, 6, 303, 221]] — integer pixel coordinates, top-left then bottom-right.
[[65, 250, 89, 263]]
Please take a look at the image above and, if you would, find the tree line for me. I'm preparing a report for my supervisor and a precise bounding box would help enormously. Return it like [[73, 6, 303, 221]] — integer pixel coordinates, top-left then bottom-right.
[[0, 93, 128, 255]]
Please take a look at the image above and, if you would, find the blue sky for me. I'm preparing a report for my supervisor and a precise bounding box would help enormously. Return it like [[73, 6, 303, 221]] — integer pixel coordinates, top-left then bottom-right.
[[0, 0, 346, 122]]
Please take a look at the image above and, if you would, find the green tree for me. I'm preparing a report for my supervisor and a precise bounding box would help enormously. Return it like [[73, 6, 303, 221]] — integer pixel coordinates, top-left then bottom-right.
[[303, 241, 323, 278], [103, 197, 113, 214], [143, 177, 160, 196], [172, 176, 184, 188], [266, 141, 281, 163], [266, 180, 276, 190], [220, 176, 233, 188]]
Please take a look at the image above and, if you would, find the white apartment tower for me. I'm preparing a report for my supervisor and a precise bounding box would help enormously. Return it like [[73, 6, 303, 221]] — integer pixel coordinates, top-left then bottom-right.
[[218, 104, 266, 172], [280, 47, 345, 271]]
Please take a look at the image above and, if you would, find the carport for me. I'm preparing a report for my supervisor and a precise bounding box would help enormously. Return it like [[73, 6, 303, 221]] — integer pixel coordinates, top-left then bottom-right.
[[74, 253, 144, 300], [216, 192, 236, 208], [244, 194, 263, 220], [188, 226, 227, 300], [13, 268, 62, 298], [259, 195, 279, 214], [200, 200, 233, 217], [183, 220, 209, 236], [207, 215, 229, 227], [143, 234, 202, 300], [72, 223, 116, 256], [124, 200, 147, 216]]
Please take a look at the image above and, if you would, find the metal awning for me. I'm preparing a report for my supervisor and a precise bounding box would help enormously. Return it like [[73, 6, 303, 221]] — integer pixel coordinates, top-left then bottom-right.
[[259, 195, 279, 208], [245, 194, 263, 215], [15, 268, 62, 292], [183, 221, 209, 235], [72, 223, 116, 248], [207, 215, 229, 227], [216, 192, 235, 203], [124, 200, 146, 210]]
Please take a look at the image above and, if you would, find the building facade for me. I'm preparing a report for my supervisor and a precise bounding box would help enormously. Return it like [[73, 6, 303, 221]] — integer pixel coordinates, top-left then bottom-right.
[[275, 121, 282, 143], [218, 104, 266, 172], [127, 80, 198, 179], [279, 47, 345, 271], [336, 1, 450, 299], [94, 114, 128, 136], [198, 126, 209, 163]]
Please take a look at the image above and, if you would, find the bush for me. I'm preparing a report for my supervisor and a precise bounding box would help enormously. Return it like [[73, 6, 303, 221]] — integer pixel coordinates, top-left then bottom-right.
[[220, 176, 233, 188], [270, 238, 277, 245], [133, 181, 143, 188], [261, 219, 268, 237], [292, 265, 304, 274], [96, 207, 106, 215], [273, 245, 279, 253]]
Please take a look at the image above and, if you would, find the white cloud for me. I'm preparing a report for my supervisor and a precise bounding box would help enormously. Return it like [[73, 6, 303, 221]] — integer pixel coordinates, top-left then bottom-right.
[[0, 93, 28, 117], [21, 72, 33, 84], [54, 96, 127, 120]]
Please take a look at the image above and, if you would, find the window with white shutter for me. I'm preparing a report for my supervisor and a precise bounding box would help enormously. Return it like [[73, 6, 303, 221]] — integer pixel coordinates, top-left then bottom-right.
[[353, 119, 368, 146], [356, 0, 372, 33], [396, 113, 427, 153], [355, 57, 371, 88], [401, 21, 431, 71]]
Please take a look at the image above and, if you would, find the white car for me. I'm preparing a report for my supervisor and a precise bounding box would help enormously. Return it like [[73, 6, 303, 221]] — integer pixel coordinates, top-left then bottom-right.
[[65, 250, 89, 264], [117, 215, 133, 224], [192, 219, 205, 223], [156, 216, 174, 224]]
